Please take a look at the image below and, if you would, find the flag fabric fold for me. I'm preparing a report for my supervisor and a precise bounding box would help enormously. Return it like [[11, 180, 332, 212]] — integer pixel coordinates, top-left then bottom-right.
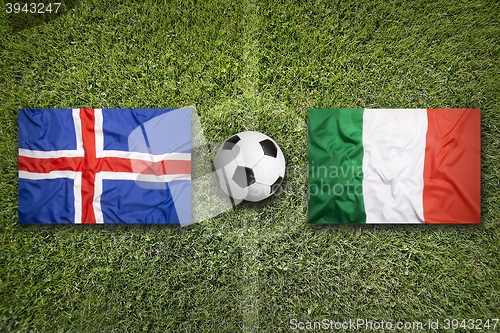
[[19, 108, 191, 224], [308, 108, 481, 224]]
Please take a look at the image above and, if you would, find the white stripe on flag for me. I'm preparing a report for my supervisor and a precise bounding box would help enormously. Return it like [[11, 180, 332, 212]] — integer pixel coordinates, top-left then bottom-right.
[[18, 109, 84, 159], [19, 170, 82, 224], [73, 108, 84, 158], [362, 109, 427, 223], [101, 150, 191, 162], [93, 172, 191, 223]]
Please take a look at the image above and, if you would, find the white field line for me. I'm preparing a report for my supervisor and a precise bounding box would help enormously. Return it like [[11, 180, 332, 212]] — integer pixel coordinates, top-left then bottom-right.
[[240, 0, 261, 331]]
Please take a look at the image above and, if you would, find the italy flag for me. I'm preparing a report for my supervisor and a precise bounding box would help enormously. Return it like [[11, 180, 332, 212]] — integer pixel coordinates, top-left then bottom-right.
[[308, 109, 481, 224]]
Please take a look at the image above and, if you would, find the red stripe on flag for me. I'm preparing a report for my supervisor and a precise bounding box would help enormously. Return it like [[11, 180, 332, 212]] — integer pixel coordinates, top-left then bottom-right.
[[18, 155, 191, 175], [423, 109, 481, 223], [80, 108, 97, 224], [130, 159, 191, 175], [163, 160, 191, 175], [19, 156, 84, 173]]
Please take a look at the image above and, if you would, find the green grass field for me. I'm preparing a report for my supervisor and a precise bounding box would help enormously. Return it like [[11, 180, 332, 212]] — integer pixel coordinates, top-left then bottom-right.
[[1, 0, 499, 331]]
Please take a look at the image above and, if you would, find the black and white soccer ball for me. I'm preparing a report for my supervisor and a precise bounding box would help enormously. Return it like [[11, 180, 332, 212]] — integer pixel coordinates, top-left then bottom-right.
[[214, 131, 285, 202]]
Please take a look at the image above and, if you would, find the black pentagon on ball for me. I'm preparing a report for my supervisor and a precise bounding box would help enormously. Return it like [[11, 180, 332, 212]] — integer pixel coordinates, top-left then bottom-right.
[[232, 166, 256, 188], [259, 139, 278, 158], [223, 135, 241, 150], [270, 176, 283, 193]]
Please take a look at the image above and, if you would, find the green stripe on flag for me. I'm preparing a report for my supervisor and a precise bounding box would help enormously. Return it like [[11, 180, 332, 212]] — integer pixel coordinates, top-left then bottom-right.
[[308, 109, 366, 223]]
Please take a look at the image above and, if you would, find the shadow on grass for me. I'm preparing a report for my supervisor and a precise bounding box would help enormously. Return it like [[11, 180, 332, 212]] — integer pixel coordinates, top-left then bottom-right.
[[5, 0, 80, 33], [16, 223, 194, 234], [308, 223, 484, 233]]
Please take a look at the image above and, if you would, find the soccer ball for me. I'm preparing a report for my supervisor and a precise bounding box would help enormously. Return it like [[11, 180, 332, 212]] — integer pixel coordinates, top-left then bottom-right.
[[214, 131, 285, 202]]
